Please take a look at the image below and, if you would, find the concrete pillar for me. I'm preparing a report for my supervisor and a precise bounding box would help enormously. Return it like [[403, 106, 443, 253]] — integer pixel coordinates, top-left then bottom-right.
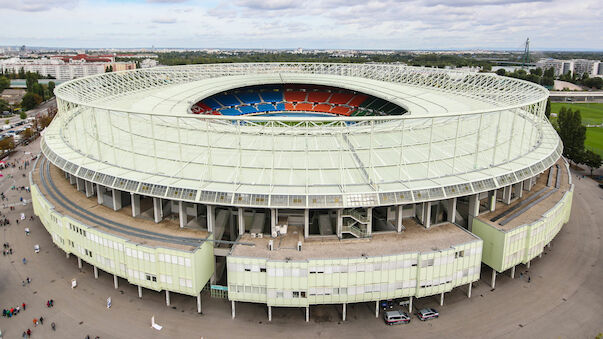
[[424, 202, 431, 228], [112, 189, 122, 211], [539, 252, 543, 259], [270, 208, 277, 237], [153, 197, 162, 223], [397, 205, 404, 232], [114, 274, 119, 289], [304, 209, 309, 238], [503, 185, 512, 204], [548, 242, 551, 248], [85, 180, 94, 198], [77, 257, 82, 269], [76, 177, 83, 191], [342, 303, 346, 321], [440, 292, 444, 306], [375, 300, 379, 318], [468, 194, 480, 232], [491, 269, 496, 289], [367, 207, 373, 236], [238, 208, 245, 235], [489, 189, 497, 212], [467, 283, 472, 298], [165, 290, 170, 306], [448, 198, 457, 223], [514, 181, 523, 199], [197, 293, 202, 314], [305, 306, 309, 322], [511, 265, 516, 279], [179, 201, 186, 228], [268, 305, 272, 322], [336, 209, 343, 238], [527, 260, 531, 269], [69, 173, 76, 185], [206, 205, 214, 233], [97, 184, 104, 205], [65, 252, 70, 259], [131, 193, 140, 217], [93, 265, 98, 279], [409, 296, 413, 313], [231, 300, 235, 319], [138, 285, 142, 299]]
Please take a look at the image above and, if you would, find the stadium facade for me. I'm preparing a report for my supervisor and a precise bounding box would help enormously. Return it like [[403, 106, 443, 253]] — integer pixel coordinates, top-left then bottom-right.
[[30, 63, 573, 321]]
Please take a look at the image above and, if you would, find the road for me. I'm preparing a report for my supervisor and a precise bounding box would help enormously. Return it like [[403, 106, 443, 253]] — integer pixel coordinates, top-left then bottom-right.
[[0, 136, 601, 339], [1, 98, 56, 134]]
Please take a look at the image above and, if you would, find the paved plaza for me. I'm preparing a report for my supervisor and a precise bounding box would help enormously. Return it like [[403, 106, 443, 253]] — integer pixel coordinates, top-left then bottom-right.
[[0, 137, 602, 339]]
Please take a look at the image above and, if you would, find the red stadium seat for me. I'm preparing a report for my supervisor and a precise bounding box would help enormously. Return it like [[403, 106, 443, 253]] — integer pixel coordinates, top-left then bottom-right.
[[285, 103, 295, 110], [347, 94, 368, 107], [313, 103, 332, 112], [328, 93, 354, 105], [295, 103, 313, 111], [285, 91, 307, 102], [307, 91, 330, 103], [330, 106, 352, 115]]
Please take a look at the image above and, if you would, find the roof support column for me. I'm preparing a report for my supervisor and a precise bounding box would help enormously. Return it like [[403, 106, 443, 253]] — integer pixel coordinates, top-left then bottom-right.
[[397, 205, 404, 232], [153, 197, 162, 223], [423, 202, 431, 229], [448, 198, 457, 223], [197, 293, 202, 314], [206, 205, 214, 233], [112, 189, 122, 211], [366, 207, 372, 236], [85, 180, 94, 198], [114, 274, 118, 289], [270, 208, 277, 237], [69, 173, 76, 185], [179, 201, 186, 228], [131, 193, 140, 217], [238, 208, 245, 235], [76, 177, 83, 192], [514, 181, 524, 199], [467, 283, 472, 298], [468, 194, 479, 232], [97, 184, 104, 205], [304, 209, 309, 239], [336, 209, 343, 239], [375, 300, 379, 318], [342, 303, 346, 321], [231, 300, 235, 319], [489, 189, 497, 212], [491, 269, 496, 289], [502, 185, 512, 205]]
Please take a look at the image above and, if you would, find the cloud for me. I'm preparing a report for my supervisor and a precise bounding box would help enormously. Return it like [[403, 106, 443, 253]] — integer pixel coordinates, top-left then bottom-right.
[[152, 17, 178, 24], [235, 0, 300, 10], [0, 0, 78, 12], [147, 0, 189, 3]]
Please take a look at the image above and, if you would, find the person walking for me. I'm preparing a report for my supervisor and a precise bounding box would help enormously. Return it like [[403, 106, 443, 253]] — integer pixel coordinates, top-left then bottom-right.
[[22, 257, 26, 265], [33, 318, 37, 326], [39, 316, 44, 325], [51, 322, 56, 331]]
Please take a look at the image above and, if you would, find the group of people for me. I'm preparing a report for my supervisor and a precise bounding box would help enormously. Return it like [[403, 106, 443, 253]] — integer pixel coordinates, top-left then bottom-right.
[[46, 299, 54, 308], [2, 242, 13, 255], [2, 303, 25, 318]]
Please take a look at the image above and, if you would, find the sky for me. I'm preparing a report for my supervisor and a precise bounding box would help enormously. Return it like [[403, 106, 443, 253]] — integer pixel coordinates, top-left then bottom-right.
[[1, 0, 602, 50]]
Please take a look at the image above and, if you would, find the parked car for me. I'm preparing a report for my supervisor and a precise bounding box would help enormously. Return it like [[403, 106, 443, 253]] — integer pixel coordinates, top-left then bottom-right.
[[416, 308, 439, 321], [383, 310, 411, 325]]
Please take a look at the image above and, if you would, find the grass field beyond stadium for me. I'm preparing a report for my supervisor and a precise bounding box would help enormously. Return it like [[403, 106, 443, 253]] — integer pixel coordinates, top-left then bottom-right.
[[550, 102, 603, 157]]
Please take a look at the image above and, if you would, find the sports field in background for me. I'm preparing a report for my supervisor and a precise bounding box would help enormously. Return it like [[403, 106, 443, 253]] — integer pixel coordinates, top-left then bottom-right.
[[550, 102, 603, 157]]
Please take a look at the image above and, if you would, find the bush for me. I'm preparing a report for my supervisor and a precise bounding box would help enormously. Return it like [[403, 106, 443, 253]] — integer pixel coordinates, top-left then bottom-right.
[[20, 111, 27, 119]]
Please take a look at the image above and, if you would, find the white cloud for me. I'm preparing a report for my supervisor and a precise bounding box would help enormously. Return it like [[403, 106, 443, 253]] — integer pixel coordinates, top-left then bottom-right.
[[0, 0, 600, 50]]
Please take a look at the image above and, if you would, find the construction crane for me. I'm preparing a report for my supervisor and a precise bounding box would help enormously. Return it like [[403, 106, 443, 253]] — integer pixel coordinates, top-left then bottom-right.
[[521, 38, 530, 69]]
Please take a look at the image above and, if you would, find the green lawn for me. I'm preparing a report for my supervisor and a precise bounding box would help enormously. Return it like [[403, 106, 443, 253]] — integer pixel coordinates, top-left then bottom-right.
[[586, 127, 603, 157], [549, 102, 603, 157], [550, 102, 603, 126]]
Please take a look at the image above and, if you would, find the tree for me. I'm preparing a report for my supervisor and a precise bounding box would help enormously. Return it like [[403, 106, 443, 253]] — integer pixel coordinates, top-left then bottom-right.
[[0, 99, 9, 113], [21, 92, 42, 110], [20, 111, 27, 119], [496, 69, 506, 76], [583, 150, 602, 176], [32, 82, 45, 100], [22, 127, 33, 140], [543, 67, 555, 78], [0, 76, 9, 92], [0, 136, 14, 152], [25, 72, 39, 92], [557, 107, 586, 164], [544, 98, 551, 119], [48, 81, 56, 97], [541, 76, 554, 87], [530, 67, 543, 76]]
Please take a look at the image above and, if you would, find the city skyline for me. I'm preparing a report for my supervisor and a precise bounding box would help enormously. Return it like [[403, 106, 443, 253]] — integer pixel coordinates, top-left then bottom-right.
[[2, 0, 602, 50]]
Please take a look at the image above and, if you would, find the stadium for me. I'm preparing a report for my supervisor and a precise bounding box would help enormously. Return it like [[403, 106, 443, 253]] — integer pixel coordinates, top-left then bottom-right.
[[31, 63, 573, 321]]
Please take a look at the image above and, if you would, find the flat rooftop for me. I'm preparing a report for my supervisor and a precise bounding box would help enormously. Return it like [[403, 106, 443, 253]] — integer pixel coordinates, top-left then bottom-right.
[[477, 158, 571, 231], [231, 219, 478, 260], [33, 158, 209, 251]]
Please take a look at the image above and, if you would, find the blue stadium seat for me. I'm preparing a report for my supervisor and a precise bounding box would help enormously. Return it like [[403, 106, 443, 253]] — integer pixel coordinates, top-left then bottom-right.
[[275, 103, 285, 111], [237, 92, 261, 104], [239, 105, 258, 114], [256, 104, 276, 112], [202, 98, 222, 109], [215, 94, 240, 106], [220, 108, 243, 116], [261, 90, 283, 103]]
